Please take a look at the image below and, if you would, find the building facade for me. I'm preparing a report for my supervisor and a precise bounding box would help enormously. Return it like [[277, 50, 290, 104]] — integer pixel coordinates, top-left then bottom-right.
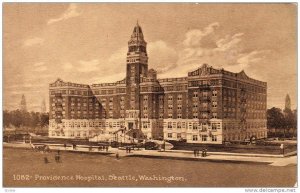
[[49, 23, 267, 144]]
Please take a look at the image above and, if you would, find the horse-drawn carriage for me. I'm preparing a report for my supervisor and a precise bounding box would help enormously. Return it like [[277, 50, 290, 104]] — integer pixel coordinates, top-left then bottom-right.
[[31, 144, 50, 153]]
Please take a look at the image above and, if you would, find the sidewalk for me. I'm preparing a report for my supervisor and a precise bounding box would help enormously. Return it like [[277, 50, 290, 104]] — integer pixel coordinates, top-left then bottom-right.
[[3, 142, 297, 167]]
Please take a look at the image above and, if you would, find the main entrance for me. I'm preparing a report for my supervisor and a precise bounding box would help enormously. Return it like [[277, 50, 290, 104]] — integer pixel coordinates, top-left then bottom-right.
[[128, 122, 134, 130]]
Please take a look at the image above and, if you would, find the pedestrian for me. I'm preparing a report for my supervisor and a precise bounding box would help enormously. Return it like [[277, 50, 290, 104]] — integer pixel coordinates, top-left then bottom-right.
[[126, 147, 128, 153], [201, 149, 205, 157], [105, 146, 109, 152], [116, 152, 119, 160], [64, 143, 67, 150], [205, 148, 208, 157], [44, 157, 49, 164], [55, 154, 60, 163], [193, 149, 196, 157], [89, 146, 92, 152], [98, 146, 101, 151], [129, 147, 131, 153]]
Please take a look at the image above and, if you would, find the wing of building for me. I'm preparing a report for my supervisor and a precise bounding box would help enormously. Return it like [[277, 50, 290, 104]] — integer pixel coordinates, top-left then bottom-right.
[[49, 22, 267, 144]]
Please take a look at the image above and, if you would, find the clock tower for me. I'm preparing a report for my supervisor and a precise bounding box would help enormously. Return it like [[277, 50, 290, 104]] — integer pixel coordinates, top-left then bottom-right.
[[125, 21, 148, 131]]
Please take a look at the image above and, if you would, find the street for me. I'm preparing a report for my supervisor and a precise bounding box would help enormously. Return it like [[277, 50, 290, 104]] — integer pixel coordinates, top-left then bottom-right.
[[3, 148, 296, 187]]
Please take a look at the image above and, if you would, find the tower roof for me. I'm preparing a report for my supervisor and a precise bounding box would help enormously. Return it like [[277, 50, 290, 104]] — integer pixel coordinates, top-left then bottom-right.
[[131, 21, 144, 41]]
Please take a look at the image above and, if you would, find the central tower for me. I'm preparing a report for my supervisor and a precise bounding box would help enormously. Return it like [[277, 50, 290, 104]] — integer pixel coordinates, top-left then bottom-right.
[[126, 22, 148, 109], [125, 22, 148, 131]]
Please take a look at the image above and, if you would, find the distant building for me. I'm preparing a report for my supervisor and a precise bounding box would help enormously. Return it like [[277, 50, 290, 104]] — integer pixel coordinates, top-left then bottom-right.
[[41, 99, 46, 113], [20, 94, 27, 112], [49, 22, 268, 144], [285, 94, 291, 111]]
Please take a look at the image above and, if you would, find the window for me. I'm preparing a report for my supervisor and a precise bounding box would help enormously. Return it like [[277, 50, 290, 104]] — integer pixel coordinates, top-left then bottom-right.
[[212, 123, 218, 131], [193, 123, 198, 130], [159, 96, 164, 101], [177, 133, 181, 139], [212, 113, 217, 119], [212, 90, 217, 97], [202, 135, 207, 141], [168, 122, 172, 129], [177, 94, 182, 101], [192, 135, 198, 141], [193, 113, 198, 119], [193, 92, 198, 98], [212, 102, 217, 108], [143, 123, 147, 129], [168, 133, 172, 138], [177, 122, 181, 129], [212, 135, 217, 141]]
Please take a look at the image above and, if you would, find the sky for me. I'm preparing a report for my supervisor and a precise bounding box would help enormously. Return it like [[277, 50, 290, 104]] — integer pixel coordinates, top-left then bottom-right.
[[3, 3, 297, 112]]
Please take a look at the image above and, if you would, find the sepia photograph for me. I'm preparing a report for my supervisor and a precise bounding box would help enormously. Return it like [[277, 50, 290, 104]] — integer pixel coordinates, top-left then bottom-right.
[[2, 3, 297, 189]]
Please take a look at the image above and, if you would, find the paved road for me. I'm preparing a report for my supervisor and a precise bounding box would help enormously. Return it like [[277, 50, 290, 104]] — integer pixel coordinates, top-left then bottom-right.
[[4, 142, 297, 166], [3, 147, 297, 187]]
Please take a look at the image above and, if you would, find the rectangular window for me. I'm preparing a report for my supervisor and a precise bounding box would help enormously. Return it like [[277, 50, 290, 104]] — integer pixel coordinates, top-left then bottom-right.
[[192, 135, 198, 141], [177, 94, 182, 101], [212, 135, 217, 141], [177, 133, 181, 139], [212, 113, 217, 119], [168, 133, 172, 138], [212, 90, 217, 96], [193, 123, 198, 130], [202, 135, 207, 141], [177, 122, 181, 129], [193, 92, 198, 98]]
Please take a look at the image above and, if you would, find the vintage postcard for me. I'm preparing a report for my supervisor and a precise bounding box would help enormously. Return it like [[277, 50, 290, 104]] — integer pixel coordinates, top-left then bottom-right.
[[2, 3, 297, 188]]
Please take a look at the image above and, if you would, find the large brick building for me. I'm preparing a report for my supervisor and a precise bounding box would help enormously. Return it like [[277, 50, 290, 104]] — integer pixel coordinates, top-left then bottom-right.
[[49, 23, 267, 144]]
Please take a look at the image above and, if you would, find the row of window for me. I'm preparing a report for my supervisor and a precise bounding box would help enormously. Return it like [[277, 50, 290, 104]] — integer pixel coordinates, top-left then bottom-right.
[[166, 133, 218, 142], [165, 122, 221, 130]]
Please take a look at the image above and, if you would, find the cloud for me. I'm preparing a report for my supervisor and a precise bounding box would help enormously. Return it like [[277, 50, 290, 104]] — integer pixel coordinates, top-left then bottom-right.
[[33, 62, 45, 67], [147, 40, 178, 73], [90, 72, 125, 84], [160, 22, 270, 78], [47, 4, 81, 25], [34, 66, 47, 72], [31, 62, 47, 72], [77, 59, 100, 72], [62, 62, 74, 70], [183, 22, 219, 47], [23, 37, 44, 47]]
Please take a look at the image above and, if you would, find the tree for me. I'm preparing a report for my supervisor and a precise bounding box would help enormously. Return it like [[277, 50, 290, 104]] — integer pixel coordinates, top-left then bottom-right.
[[2, 110, 49, 133], [40, 113, 49, 127], [267, 107, 285, 137], [283, 108, 294, 137]]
